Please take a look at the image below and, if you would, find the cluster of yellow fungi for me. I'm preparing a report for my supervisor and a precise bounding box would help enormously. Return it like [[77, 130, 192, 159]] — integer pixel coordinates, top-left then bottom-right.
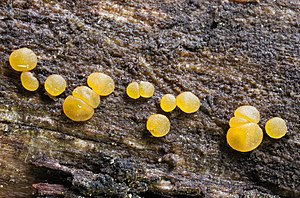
[[227, 105, 287, 152], [9, 48, 287, 143]]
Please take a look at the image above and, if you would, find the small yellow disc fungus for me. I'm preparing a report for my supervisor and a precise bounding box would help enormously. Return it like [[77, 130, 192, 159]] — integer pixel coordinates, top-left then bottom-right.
[[44, 74, 67, 96], [87, 72, 115, 96], [265, 117, 287, 139], [139, 81, 154, 98], [63, 95, 94, 121], [176, 91, 200, 113], [146, 114, 170, 137], [72, 86, 100, 109], [160, 94, 176, 112], [20, 72, 39, 91], [229, 117, 249, 128], [126, 82, 140, 99], [9, 48, 37, 72], [226, 123, 263, 152], [234, 105, 260, 123]]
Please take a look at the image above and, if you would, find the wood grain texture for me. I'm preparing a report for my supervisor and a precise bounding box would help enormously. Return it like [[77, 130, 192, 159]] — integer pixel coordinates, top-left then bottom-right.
[[0, 0, 299, 197]]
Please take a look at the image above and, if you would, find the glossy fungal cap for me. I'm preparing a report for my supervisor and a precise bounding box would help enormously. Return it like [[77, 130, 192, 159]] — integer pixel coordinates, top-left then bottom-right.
[[139, 81, 154, 98], [265, 117, 287, 139], [146, 114, 170, 137], [87, 72, 115, 96], [229, 117, 249, 128], [63, 95, 94, 121], [9, 48, 37, 72], [226, 123, 263, 152], [72, 86, 100, 109], [20, 72, 39, 91], [176, 91, 201, 113], [234, 105, 260, 123], [160, 94, 176, 112], [126, 82, 140, 99], [44, 74, 67, 96]]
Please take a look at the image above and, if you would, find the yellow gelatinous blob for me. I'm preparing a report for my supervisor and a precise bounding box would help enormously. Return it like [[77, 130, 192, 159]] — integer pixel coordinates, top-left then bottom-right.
[[234, 105, 260, 123], [146, 114, 170, 137], [20, 72, 39, 91], [63, 95, 94, 121], [126, 82, 140, 99], [226, 123, 263, 152], [72, 86, 100, 109], [265, 117, 287, 139], [160, 94, 176, 112], [229, 117, 249, 128], [176, 91, 201, 113], [87, 72, 115, 96], [9, 48, 37, 72], [139, 81, 154, 98], [44, 74, 67, 96]]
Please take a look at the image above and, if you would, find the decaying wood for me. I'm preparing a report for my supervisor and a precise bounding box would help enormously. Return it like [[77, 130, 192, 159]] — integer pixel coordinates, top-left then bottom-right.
[[0, 0, 299, 197]]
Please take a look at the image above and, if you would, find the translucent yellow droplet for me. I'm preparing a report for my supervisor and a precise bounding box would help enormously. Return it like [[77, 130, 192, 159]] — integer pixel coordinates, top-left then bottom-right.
[[63, 95, 94, 121], [146, 114, 170, 137], [265, 117, 287, 139], [234, 105, 260, 123], [87, 72, 114, 96], [139, 81, 154, 98], [160, 94, 176, 112], [20, 72, 39, 91], [126, 82, 140, 99], [176, 92, 200, 113], [9, 48, 37, 72], [226, 123, 263, 152], [44, 74, 66, 96], [72, 86, 100, 108]]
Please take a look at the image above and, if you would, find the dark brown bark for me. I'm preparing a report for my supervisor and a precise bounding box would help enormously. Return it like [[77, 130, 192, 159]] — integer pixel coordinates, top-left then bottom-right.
[[0, 0, 299, 197]]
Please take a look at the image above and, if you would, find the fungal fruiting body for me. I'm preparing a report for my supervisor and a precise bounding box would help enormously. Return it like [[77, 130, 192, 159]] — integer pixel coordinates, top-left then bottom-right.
[[234, 105, 260, 123], [176, 91, 200, 113], [63, 95, 94, 121], [227, 105, 263, 152], [20, 72, 39, 91], [44, 74, 66, 96], [139, 81, 154, 98], [160, 94, 176, 112], [72, 86, 100, 109], [126, 82, 140, 99], [146, 114, 170, 137], [265, 117, 287, 139], [226, 123, 263, 152], [87, 72, 114, 96], [9, 48, 37, 72]]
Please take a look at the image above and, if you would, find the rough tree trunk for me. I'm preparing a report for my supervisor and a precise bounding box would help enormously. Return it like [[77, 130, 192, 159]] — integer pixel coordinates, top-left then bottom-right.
[[0, 0, 299, 197]]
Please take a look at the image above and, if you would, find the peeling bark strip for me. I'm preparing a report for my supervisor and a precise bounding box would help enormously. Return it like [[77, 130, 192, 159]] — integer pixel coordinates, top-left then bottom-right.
[[0, 0, 300, 197]]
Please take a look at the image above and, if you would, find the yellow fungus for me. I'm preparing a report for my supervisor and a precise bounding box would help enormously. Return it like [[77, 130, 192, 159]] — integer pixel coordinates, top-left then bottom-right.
[[176, 91, 200, 113], [44, 74, 67, 96], [234, 105, 260, 123], [72, 86, 100, 109], [229, 117, 249, 128], [139, 81, 154, 98], [87, 72, 114, 96], [226, 123, 263, 152], [265, 117, 287, 139], [63, 95, 94, 121], [9, 48, 37, 72], [126, 82, 140, 99], [20, 72, 39, 91], [146, 114, 170, 137], [160, 94, 176, 112]]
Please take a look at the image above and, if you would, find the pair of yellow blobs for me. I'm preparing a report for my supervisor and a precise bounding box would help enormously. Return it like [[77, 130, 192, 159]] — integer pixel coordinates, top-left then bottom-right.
[[63, 72, 115, 121], [227, 105, 287, 152], [9, 48, 67, 96]]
